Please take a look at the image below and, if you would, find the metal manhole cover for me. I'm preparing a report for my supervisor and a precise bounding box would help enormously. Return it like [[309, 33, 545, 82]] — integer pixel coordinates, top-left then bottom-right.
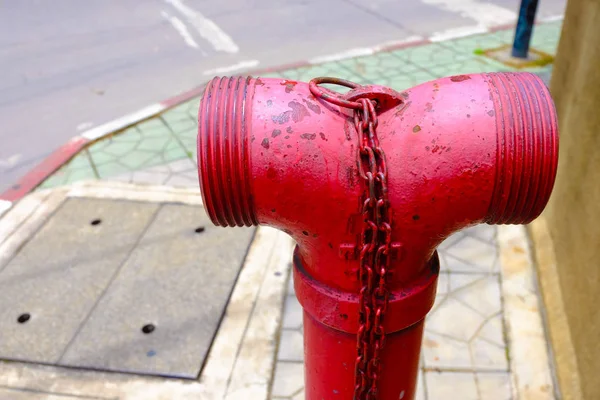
[[0, 197, 254, 378]]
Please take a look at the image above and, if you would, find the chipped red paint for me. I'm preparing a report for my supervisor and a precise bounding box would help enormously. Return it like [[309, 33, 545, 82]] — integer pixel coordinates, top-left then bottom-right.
[[450, 74, 471, 82], [281, 79, 298, 93], [197, 73, 558, 399]]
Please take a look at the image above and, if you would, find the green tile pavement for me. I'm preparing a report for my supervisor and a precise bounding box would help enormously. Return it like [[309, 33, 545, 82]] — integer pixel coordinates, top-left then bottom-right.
[[37, 20, 562, 190]]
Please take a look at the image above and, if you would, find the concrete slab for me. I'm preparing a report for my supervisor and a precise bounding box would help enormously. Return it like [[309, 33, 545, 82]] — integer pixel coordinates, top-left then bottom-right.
[[0, 183, 293, 399], [0, 198, 159, 363], [60, 204, 255, 378]]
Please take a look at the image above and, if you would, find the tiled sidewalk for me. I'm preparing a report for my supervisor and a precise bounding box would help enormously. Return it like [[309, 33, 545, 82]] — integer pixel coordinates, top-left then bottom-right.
[[37, 21, 561, 191]]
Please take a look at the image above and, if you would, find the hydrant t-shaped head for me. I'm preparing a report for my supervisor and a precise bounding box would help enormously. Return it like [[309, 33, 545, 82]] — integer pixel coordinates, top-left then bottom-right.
[[197, 73, 557, 272], [196, 72, 558, 400]]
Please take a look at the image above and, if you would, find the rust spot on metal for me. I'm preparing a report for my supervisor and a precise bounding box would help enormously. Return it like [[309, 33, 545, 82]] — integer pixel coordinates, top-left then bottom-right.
[[303, 98, 322, 114], [272, 129, 282, 138], [467, 114, 471, 118], [261, 138, 270, 149], [487, 109, 495, 117], [301, 133, 316, 140], [400, 92, 409, 99], [319, 132, 328, 141], [281, 80, 297, 93], [302, 230, 309, 236], [286, 126, 293, 134], [267, 100, 273, 107], [344, 121, 352, 141], [425, 102, 433, 112], [255, 78, 265, 86], [284, 135, 290, 139], [267, 167, 277, 179], [346, 166, 356, 187], [432, 145, 449, 154], [412, 125, 421, 133], [287, 145, 292, 148], [412, 215, 420, 221], [450, 75, 471, 82]]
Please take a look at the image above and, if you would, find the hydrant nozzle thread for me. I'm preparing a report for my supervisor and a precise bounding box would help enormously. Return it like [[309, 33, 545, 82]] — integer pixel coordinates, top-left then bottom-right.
[[485, 72, 559, 225], [198, 76, 258, 227]]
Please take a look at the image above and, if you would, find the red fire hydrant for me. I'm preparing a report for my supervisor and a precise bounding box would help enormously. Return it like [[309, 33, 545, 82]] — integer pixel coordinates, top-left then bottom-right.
[[196, 73, 558, 400]]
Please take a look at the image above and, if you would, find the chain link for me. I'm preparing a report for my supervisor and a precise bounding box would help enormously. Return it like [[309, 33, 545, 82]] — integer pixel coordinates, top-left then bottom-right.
[[353, 97, 392, 400], [309, 78, 394, 400]]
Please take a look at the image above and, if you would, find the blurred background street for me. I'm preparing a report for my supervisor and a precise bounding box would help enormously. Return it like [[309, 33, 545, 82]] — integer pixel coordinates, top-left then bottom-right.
[[1, 0, 565, 191]]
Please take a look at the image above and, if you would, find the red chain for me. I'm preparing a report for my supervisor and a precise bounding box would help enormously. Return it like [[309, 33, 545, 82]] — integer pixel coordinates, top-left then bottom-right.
[[309, 78, 393, 400]]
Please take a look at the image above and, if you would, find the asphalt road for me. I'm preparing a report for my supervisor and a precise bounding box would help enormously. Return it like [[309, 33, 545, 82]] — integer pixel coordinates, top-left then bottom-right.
[[0, 0, 565, 191]]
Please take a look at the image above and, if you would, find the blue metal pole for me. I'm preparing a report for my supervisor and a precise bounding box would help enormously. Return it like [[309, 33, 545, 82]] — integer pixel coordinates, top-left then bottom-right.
[[512, 0, 540, 58]]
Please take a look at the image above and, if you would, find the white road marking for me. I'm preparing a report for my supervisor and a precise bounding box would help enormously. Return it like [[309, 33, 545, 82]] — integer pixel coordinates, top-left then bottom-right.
[[430, 25, 488, 42], [76, 122, 93, 131], [0, 200, 11, 217], [421, 0, 517, 28], [80, 104, 165, 141], [0, 154, 22, 169], [161, 10, 200, 50], [310, 48, 377, 64], [202, 60, 260, 76], [309, 36, 424, 64], [165, 0, 239, 53]]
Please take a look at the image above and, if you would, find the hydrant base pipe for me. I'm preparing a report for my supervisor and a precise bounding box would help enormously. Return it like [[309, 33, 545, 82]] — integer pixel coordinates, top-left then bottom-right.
[[197, 73, 558, 400], [295, 249, 438, 399]]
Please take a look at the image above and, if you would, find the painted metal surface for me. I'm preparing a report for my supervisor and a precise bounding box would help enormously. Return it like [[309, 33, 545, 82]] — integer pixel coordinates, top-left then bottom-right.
[[196, 72, 558, 399]]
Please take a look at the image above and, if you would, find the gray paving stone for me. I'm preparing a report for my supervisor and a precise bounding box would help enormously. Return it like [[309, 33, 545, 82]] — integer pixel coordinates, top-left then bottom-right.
[[271, 361, 304, 398], [446, 236, 497, 271], [281, 295, 303, 330], [165, 159, 196, 173], [163, 172, 198, 188], [60, 204, 255, 378], [0, 198, 158, 363], [425, 371, 478, 400], [277, 329, 304, 362]]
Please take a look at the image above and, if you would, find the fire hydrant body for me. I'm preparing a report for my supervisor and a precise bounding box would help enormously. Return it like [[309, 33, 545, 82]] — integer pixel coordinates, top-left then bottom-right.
[[197, 73, 558, 399]]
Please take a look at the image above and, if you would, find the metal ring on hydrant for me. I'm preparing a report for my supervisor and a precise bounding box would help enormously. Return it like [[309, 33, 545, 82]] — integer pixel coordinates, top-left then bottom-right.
[[309, 77, 363, 109]]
